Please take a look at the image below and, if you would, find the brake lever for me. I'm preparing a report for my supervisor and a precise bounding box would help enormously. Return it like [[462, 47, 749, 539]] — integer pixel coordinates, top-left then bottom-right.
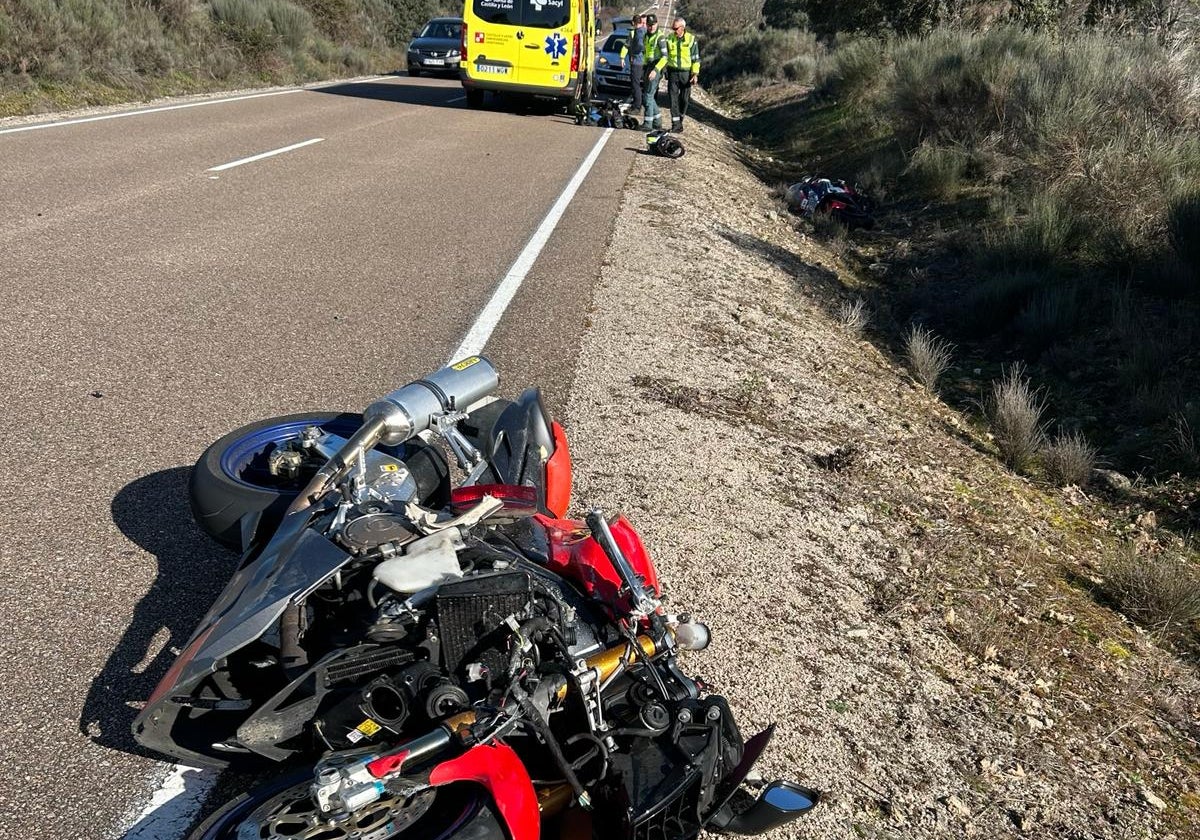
[[585, 509, 659, 617]]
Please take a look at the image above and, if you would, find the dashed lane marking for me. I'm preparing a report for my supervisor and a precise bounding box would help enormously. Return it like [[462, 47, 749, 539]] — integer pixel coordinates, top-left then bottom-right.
[[206, 137, 324, 172]]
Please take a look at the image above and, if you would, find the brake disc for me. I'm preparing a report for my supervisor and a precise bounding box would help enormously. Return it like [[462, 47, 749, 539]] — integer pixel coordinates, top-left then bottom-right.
[[240, 786, 437, 840]]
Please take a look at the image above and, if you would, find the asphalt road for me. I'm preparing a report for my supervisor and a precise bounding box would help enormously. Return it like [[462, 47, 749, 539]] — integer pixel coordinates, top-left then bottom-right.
[[0, 74, 633, 839]]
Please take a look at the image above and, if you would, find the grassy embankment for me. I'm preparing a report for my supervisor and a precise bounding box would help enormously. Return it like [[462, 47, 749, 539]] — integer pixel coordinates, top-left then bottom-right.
[[0, 0, 456, 117], [698, 24, 1200, 647]]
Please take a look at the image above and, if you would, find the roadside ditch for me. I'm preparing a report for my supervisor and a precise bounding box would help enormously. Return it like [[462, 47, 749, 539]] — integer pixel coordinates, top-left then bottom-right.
[[562, 115, 1200, 837]]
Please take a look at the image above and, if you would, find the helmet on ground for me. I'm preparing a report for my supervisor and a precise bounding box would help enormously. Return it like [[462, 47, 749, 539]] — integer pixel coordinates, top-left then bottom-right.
[[645, 129, 685, 158]]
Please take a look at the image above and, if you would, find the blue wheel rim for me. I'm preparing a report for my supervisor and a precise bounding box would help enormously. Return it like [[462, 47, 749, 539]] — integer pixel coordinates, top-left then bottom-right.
[[218, 417, 362, 490]]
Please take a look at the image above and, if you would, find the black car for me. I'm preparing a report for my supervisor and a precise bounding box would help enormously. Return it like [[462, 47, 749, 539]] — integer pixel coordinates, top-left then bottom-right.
[[595, 29, 631, 96], [407, 17, 464, 77]]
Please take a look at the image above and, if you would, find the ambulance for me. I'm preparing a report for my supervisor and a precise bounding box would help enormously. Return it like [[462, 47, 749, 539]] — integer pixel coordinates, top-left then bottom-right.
[[460, 0, 596, 108]]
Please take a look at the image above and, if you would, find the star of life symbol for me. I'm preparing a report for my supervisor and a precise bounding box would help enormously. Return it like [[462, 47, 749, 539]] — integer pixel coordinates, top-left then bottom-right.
[[544, 32, 567, 58]]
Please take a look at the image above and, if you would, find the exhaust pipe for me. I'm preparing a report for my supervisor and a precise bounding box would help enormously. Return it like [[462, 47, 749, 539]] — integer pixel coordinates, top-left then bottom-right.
[[365, 356, 499, 445], [288, 357, 500, 512]]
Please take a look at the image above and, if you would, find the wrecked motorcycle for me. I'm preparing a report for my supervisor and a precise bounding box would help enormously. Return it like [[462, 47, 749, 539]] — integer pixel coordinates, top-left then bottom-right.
[[134, 357, 819, 839], [786, 176, 875, 229]]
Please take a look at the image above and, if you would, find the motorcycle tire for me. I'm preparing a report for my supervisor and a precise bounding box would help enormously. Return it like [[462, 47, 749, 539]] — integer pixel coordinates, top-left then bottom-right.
[[189, 412, 450, 550], [188, 773, 504, 840]]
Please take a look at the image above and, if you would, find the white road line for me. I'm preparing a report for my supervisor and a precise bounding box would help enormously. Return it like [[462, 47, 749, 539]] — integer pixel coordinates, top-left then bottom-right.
[[0, 76, 389, 137], [449, 127, 614, 363], [207, 138, 324, 172], [119, 764, 219, 840], [447, 95, 467, 103]]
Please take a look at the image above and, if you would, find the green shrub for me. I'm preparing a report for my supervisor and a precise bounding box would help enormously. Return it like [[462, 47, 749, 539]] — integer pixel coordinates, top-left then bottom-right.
[[782, 53, 817, 83], [980, 194, 1085, 272], [0, 0, 412, 111], [762, 0, 808, 31], [904, 140, 967, 199], [1170, 409, 1200, 472], [153, 0, 195, 26], [337, 43, 371, 73], [817, 36, 886, 101], [211, 0, 277, 51], [1117, 324, 1189, 395], [706, 28, 822, 87], [958, 270, 1051, 335], [264, 0, 312, 48]]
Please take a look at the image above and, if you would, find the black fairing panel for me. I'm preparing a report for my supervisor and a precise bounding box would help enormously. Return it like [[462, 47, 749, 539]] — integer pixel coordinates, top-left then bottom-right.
[[463, 389, 556, 508], [132, 511, 353, 765]]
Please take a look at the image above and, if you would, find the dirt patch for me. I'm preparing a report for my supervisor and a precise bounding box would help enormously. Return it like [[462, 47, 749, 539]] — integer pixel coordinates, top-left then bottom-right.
[[563, 119, 1200, 837]]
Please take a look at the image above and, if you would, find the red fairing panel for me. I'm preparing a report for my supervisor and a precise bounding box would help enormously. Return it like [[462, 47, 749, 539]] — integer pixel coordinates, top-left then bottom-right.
[[428, 743, 540, 840], [544, 421, 572, 519], [534, 514, 661, 615]]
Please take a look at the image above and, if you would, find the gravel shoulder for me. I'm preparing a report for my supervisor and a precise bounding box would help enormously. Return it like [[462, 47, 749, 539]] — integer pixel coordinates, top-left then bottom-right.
[[562, 115, 1200, 838]]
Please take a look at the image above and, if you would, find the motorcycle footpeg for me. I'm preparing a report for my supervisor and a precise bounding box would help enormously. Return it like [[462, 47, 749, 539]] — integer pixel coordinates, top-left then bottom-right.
[[708, 780, 820, 835]]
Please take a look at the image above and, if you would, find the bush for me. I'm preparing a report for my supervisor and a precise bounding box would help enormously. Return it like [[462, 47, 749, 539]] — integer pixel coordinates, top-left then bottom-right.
[[980, 194, 1086, 273], [763, 0, 808, 30], [1043, 429, 1097, 486], [1103, 545, 1200, 633], [813, 25, 1200, 274], [904, 140, 967, 199], [782, 53, 818, 83], [905, 324, 953, 392], [211, 0, 277, 51], [705, 28, 822, 87], [984, 364, 1046, 471], [265, 0, 312, 48], [817, 36, 886, 101], [810, 212, 849, 254]]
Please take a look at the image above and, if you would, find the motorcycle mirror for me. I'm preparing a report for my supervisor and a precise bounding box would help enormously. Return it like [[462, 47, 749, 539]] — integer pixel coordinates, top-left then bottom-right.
[[715, 779, 820, 835], [762, 780, 818, 812]]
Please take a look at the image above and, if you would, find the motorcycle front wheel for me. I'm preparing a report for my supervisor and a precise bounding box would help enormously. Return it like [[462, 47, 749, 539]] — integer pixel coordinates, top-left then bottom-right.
[[189, 775, 503, 840]]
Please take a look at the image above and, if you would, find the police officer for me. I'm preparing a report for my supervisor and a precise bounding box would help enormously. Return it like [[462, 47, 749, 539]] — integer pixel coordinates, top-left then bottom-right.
[[663, 16, 699, 133], [642, 14, 665, 131], [618, 15, 646, 118]]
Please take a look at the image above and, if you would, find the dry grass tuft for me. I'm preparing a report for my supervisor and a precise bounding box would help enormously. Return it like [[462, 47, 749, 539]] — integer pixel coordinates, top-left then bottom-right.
[[837, 298, 869, 336], [905, 324, 954, 392], [1043, 430, 1098, 487], [1170, 410, 1200, 471], [984, 364, 1046, 472], [1103, 545, 1200, 634]]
